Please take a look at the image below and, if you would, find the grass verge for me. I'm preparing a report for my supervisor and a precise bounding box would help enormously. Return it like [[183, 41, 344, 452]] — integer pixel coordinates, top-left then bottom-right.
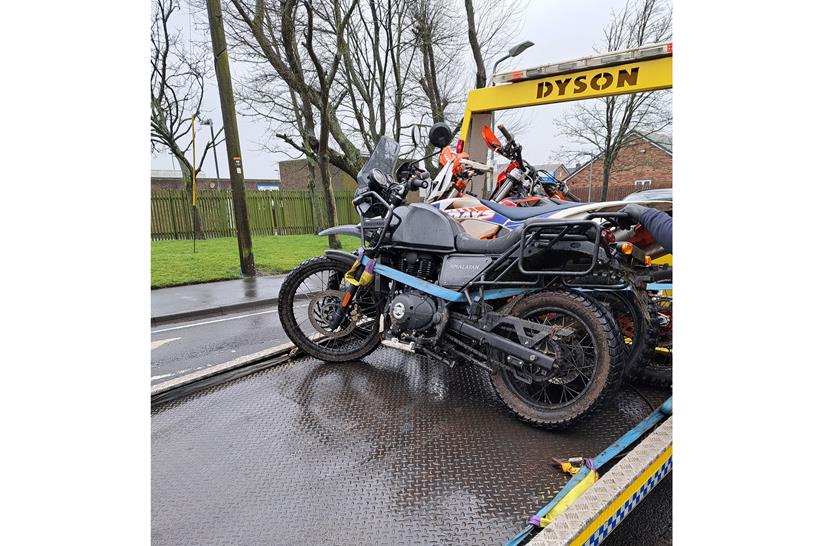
[[151, 234, 360, 288]]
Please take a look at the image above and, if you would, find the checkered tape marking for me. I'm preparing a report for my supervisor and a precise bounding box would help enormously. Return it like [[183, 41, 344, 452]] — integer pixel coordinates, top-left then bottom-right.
[[581, 456, 672, 546]]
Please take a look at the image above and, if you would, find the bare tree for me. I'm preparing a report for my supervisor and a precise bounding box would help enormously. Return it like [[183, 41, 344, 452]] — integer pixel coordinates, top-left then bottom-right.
[[464, 0, 526, 89], [554, 0, 672, 201], [225, 0, 531, 198], [410, 0, 469, 170], [303, 0, 360, 249], [151, 0, 224, 239], [336, 0, 421, 151], [226, 0, 364, 248], [227, 0, 364, 176]]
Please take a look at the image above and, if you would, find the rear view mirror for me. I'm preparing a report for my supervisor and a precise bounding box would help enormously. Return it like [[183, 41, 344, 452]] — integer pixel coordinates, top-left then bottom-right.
[[411, 125, 424, 149], [428, 123, 453, 148]]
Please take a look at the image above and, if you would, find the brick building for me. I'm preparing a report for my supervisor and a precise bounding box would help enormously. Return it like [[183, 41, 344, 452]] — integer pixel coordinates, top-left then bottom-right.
[[278, 159, 357, 192], [564, 132, 672, 201], [533, 163, 571, 181]]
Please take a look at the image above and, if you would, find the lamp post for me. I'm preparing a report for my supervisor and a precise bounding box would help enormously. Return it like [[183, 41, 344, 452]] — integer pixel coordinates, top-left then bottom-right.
[[199, 118, 221, 188], [487, 41, 534, 196], [488, 41, 534, 87]]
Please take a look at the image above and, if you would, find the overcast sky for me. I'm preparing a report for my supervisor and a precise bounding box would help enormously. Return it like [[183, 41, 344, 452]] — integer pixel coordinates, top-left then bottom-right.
[[151, 0, 631, 179]]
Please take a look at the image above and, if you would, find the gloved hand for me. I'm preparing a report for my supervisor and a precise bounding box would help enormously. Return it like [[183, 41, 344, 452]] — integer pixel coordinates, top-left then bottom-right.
[[622, 203, 650, 223]]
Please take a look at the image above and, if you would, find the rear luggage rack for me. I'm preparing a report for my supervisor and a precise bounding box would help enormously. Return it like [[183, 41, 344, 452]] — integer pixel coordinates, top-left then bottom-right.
[[518, 219, 602, 276]]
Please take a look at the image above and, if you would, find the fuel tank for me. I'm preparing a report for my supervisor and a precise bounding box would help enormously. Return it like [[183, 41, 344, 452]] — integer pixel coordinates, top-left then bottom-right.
[[388, 203, 459, 252]]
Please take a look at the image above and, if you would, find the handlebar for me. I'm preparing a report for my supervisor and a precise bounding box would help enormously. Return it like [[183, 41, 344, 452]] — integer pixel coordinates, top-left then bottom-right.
[[584, 211, 634, 230], [409, 176, 429, 191], [498, 124, 513, 142], [460, 159, 492, 173], [584, 212, 631, 220]]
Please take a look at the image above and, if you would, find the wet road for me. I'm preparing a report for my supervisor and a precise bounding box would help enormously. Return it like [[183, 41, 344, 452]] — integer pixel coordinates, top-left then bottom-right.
[[150, 304, 302, 384]]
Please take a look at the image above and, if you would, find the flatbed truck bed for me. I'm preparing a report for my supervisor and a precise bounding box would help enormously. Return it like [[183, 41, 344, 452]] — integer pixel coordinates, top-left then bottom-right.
[[152, 346, 670, 545]]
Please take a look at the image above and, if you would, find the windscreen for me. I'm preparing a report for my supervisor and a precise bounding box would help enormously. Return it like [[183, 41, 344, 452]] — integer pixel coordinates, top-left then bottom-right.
[[357, 136, 400, 188]]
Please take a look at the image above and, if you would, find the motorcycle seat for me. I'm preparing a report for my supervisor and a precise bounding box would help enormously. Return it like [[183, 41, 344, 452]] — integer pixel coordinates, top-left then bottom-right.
[[454, 227, 523, 254], [479, 199, 581, 221]]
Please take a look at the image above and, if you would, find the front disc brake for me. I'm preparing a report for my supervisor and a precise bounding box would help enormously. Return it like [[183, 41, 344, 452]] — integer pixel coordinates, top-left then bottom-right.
[[307, 290, 358, 338]]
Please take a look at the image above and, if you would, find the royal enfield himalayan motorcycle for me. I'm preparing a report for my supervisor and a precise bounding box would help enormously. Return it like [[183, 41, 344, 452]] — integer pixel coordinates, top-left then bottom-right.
[[278, 124, 658, 428]]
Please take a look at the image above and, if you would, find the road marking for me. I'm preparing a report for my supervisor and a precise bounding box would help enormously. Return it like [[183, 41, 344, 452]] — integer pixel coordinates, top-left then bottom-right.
[[150, 309, 278, 333], [150, 302, 309, 334], [151, 337, 181, 350], [151, 364, 204, 381], [151, 341, 296, 394], [151, 369, 193, 381]]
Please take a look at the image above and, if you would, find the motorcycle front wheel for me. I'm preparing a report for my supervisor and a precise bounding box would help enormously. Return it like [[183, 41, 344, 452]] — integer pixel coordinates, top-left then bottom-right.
[[490, 289, 624, 429], [278, 256, 383, 362]]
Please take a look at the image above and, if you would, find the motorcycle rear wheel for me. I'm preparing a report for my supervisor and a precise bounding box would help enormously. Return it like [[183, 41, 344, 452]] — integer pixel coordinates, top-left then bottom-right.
[[490, 289, 624, 429], [278, 256, 383, 362], [630, 296, 672, 387], [593, 290, 659, 378]]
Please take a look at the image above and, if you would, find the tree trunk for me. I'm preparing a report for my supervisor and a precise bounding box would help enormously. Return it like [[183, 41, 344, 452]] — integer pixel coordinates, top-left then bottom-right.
[[600, 161, 611, 202], [464, 0, 487, 89], [318, 108, 341, 250], [318, 158, 341, 250], [177, 156, 205, 239], [305, 161, 325, 231]]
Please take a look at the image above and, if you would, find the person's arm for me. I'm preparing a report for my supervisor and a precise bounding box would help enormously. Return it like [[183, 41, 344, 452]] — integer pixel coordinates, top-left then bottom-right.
[[639, 208, 673, 253], [622, 204, 673, 253]]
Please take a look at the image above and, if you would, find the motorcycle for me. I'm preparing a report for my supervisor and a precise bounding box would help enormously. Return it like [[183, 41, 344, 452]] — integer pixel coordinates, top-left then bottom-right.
[[484, 123, 582, 203], [422, 126, 672, 383], [278, 124, 658, 428]]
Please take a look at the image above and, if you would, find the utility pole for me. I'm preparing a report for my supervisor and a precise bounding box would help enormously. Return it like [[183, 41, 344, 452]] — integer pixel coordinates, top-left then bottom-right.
[[206, 0, 255, 275]]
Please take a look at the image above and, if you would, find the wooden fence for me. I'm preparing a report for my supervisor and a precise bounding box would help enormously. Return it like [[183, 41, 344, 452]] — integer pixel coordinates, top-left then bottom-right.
[[151, 190, 358, 240]]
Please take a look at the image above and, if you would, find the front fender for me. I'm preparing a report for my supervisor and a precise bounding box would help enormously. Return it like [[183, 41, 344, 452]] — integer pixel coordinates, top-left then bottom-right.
[[318, 224, 362, 238], [324, 249, 357, 268]]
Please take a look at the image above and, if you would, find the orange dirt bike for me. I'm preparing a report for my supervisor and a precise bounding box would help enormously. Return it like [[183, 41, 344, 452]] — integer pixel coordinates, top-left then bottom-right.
[[424, 124, 580, 206], [484, 124, 583, 204]]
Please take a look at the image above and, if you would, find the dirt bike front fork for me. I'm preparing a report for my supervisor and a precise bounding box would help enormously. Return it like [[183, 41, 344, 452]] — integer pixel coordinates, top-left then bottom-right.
[[326, 254, 376, 331]]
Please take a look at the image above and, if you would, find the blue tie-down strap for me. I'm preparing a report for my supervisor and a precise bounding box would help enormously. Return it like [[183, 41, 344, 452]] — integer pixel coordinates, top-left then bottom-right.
[[359, 255, 527, 302], [646, 282, 672, 291]]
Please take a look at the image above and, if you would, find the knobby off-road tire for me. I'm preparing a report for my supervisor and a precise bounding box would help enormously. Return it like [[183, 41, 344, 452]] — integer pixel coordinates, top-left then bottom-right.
[[631, 358, 672, 387], [490, 289, 624, 429], [278, 256, 383, 362], [629, 299, 672, 387], [565, 272, 659, 378], [594, 290, 661, 378]]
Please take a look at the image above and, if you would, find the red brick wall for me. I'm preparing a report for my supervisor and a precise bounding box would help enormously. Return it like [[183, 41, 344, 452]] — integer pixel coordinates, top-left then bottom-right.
[[566, 136, 672, 201]]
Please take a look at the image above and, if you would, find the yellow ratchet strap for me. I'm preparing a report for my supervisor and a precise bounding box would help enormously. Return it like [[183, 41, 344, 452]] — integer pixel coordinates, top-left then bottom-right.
[[539, 469, 599, 527], [343, 260, 375, 288], [343, 260, 362, 285]]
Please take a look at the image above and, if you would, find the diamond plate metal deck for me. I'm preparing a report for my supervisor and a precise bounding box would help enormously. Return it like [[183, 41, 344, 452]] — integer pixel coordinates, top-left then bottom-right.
[[152, 346, 670, 545]]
